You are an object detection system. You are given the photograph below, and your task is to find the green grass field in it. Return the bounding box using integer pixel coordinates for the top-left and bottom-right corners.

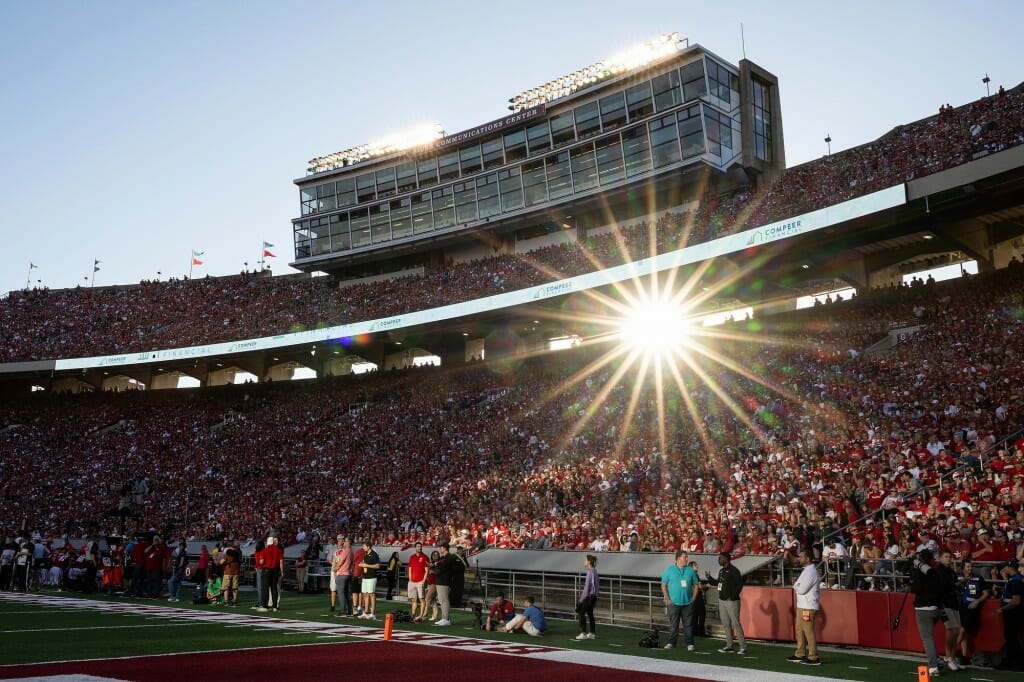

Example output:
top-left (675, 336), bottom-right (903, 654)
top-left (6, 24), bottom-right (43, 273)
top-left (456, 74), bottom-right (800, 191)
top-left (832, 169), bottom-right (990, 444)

top-left (1, 590), bottom-right (1018, 681)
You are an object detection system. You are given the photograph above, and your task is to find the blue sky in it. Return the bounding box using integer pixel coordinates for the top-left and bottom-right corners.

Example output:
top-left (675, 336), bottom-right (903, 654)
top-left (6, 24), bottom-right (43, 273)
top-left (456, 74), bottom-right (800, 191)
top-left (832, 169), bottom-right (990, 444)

top-left (1, 1), bottom-right (1020, 296)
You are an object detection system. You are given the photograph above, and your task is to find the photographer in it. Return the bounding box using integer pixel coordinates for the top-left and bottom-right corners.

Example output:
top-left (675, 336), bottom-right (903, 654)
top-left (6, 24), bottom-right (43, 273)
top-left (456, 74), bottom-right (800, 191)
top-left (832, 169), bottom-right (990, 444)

top-left (910, 549), bottom-right (944, 676)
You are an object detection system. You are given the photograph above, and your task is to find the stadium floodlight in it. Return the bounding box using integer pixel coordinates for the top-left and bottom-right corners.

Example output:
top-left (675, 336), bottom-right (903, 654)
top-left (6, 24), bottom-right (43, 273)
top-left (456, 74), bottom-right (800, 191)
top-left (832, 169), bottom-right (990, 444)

top-left (307, 123), bottom-right (445, 175)
top-left (508, 32), bottom-right (686, 112)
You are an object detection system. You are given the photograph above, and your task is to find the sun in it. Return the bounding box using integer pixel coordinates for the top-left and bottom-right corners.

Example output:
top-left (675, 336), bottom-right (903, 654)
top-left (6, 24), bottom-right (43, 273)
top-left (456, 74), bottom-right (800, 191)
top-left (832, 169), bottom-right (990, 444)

top-left (617, 297), bottom-right (693, 360)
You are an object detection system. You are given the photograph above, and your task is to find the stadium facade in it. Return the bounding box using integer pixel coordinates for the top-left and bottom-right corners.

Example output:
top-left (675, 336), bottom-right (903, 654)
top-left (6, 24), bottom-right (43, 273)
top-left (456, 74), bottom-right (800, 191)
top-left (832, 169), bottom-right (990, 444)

top-left (291, 35), bottom-right (784, 278)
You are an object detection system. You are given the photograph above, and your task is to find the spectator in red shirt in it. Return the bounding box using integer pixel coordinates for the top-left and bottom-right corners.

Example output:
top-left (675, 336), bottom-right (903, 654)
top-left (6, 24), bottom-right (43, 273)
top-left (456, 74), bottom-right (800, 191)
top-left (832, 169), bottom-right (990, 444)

top-left (407, 541), bottom-right (430, 622)
top-left (484, 592), bottom-right (516, 631)
top-left (257, 536), bottom-right (284, 612)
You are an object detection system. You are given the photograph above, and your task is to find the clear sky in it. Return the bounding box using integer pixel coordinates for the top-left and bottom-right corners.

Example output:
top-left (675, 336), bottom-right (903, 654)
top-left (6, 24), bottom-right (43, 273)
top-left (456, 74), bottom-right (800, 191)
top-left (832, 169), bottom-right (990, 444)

top-left (1, 1), bottom-right (1020, 296)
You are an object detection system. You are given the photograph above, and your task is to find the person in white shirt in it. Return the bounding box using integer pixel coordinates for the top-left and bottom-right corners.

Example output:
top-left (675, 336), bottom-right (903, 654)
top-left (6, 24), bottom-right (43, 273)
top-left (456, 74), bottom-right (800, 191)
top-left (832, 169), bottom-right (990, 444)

top-left (788, 548), bottom-right (821, 666)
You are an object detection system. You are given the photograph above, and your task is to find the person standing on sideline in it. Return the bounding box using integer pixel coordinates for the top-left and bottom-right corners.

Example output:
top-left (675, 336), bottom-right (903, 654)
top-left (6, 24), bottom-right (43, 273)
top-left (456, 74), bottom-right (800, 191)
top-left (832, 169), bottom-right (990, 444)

top-left (956, 560), bottom-right (989, 665)
top-left (432, 542), bottom-right (458, 626)
top-left (788, 548), bottom-right (821, 666)
top-left (260, 536), bottom-right (284, 611)
top-left (996, 559), bottom-right (1023, 671)
top-left (166, 537), bottom-right (189, 603)
top-left (705, 552), bottom-right (746, 654)
top-left (935, 549), bottom-right (963, 671)
top-left (329, 536), bottom-right (352, 616)
top-left (294, 548), bottom-right (308, 593)
top-left (385, 551), bottom-right (400, 600)
top-left (220, 540), bottom-right (241, 607)
top-left (407, 542), bottom-right (430, 622)
top-left (909, 548), bottom-right (944, 677)
top-left (660, 550), bottom-right (699, 651)
top-left (576, 554), bottom-right (599, 640)
top-left (357, 540), bottom-right (380, 620)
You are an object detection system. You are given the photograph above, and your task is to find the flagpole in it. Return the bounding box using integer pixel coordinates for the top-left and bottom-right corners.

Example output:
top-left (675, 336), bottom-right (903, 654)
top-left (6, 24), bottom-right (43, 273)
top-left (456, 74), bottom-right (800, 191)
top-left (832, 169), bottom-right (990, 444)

top-left (90, 258), bottom-right (96, 288)
top-left (259, 239), bottom-right (265, 272)
top-left (26, 263), bottom-right (32, 289)
top-left (189, 250), bottom-right (194, 279)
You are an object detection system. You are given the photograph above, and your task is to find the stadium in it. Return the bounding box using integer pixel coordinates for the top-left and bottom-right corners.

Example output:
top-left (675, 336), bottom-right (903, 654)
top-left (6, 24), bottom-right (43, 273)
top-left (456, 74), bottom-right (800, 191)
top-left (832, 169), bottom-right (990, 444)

top-left (2, 27), bottom-right (1024, 682)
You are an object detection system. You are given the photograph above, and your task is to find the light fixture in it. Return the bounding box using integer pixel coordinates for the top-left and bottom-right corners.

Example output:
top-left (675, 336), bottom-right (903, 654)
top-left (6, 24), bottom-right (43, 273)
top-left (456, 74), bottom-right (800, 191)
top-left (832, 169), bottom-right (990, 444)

top-left (923, 234), bottom-right (934, 240)
top-left (308, 123), bottom-right (445, 174)
top-left (508, 33), bottom-right (685, 112)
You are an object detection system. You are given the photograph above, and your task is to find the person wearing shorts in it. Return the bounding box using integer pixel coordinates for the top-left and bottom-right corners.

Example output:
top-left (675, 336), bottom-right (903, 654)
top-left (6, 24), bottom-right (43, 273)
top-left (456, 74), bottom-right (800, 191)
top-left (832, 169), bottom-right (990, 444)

top-left (956, 560), bottom-right (989, 664)
top-left (220, 542), bottom-right (241, 606)
top-left (358, 541), bottom-right (380, 620)
top-left (407, 542), bottom-right (429, 621)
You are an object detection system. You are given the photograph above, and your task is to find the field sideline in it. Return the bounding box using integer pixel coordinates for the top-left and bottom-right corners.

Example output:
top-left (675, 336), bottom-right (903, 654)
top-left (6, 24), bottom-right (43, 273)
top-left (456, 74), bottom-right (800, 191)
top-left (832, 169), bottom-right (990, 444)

top-left (0, 591), bottom-right (1015, 681)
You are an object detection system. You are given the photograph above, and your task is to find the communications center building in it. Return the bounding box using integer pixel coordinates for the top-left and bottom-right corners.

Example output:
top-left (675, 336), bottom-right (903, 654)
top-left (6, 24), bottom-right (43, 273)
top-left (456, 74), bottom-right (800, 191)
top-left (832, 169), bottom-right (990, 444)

top-left (290, 34), bottom-right (784, 362)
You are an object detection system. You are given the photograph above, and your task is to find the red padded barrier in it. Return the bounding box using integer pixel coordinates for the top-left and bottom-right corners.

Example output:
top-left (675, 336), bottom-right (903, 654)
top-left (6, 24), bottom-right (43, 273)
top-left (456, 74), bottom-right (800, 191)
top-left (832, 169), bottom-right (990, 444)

top-left (855, 590), bottom-right (892, 649)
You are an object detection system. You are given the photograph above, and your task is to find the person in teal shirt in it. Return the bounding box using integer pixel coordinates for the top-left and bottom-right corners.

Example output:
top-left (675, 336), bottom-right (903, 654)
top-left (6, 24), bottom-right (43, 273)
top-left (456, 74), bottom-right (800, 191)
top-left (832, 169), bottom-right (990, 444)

top-left (661, 550), bottom-right (699, 651)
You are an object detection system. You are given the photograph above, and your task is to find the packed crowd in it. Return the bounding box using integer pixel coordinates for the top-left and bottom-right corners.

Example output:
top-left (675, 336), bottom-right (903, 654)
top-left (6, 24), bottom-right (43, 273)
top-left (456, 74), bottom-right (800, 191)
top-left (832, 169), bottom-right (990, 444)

top-left (2, 267), bottom-right (1023, 586)
top-left (2, 86), bottom-right (1022, 364)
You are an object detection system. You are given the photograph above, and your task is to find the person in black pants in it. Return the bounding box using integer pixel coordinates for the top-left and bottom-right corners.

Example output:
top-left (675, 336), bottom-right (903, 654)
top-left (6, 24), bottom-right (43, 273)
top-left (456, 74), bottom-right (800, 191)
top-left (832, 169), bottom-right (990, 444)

top-left (996, 560), bottom-right (1024, 671)
top-left (575, 554), bottom-right (599, 640)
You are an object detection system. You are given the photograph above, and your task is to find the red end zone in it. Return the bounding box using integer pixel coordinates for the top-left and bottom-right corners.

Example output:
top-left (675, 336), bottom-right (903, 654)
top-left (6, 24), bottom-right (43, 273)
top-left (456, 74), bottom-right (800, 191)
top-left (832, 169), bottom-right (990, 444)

top-left (0, 640), bottom-right (713, 681)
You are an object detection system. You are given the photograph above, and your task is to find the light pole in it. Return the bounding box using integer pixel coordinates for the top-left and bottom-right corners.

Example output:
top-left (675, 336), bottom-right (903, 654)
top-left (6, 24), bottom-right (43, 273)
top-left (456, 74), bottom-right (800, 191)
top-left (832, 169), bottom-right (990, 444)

top-left (824, 134), bottom-right (832, 156)
top-left (982, 74), bottom-right (991, 97)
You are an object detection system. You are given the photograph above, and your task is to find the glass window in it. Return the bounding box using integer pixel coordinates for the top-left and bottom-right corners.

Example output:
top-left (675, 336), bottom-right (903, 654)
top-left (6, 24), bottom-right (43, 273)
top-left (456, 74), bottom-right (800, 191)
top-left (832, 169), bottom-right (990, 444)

top-left (438, 151), bottom-right (460, 182)
top-left (504, 129), bottom-right (526, 162)
top-left (356, 173), bottom-right (376, 203)
top-left (370, 203), bottom-right (390, 243)
top-left (550, 111), bottom-right (575, 147)
top-left (294, 221), bottom-right (310, 259)
top-left (574, 101), bottom-right (600, 139)
top-left (412, 191), bottom-right (433, 234)
top-left (499, 166), bottom-right (523, 212)
top-left (652, 70), bottom-right (682, 112)
top-left (476, 173), bottom-right (500, 219)
top-left (432, 187), bottom-right (454, 229)
top-left (459, 143), bottom-right (482, 176)
top-left (546, 151), bottom-right (573, 199)
top-left (625, 82), bottom-right (654, 121)
top-left (316, 182), bottom-right (336, 212)
top-left (622, 125), bottom-right (652, 177)
top-left (751, 79), bottom-right (773, 162)
top-left (595, 134), bottom-right (625, 185)
top-left (336, 178), bottom-right (356, 207)
top-left (375, 167), bottom-right (396, 198)
top-left (310, 217), bottom-right (331, 256)
top-left (680, 60), bottom-right (707, 101)
top-left (522, 160), bottom-right (547, 206)
top-left (649, 113), bottom-right (681, 167)
top-left (350, 208), bottom-right (370, 248)
top-left (679, 107), bottom-right (705, 159)
top-left (300, 186), bottom-right (316, 216)
top-left (330, 213), bottom-right (350, 251)
top-left (707, 59), bottom-right (734, 103)
top-left (396, 162), bottom-right (417, 193)
top-left (599, 92), bottom-right (627, 130)
top-left (570, 143), bottom-right (598, 193)
top-left (390, 197), bottom-right (412, 239)
top-left (527, 120), bottom-right (551, 156)
top-left (417, 157), bottom-right (438, 188)
top-left (454, 181), bottom-right (477, 224)
top-left (482, 137), bottom-right (504, 170)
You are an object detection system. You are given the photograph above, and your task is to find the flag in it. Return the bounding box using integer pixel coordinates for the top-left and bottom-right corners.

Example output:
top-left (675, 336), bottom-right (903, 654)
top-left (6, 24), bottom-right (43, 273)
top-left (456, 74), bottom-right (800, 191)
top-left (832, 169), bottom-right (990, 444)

top-left (192, 257), bottom-right (203, 266)
top-left (29, 262), bottom-right (38, 269)
top-left (93, 258), bottom-right (101, 273)
top-left (263, 241), bottom-right (274, 248)
top-left (192, 249), bottom-right (205, 257)
top-left (263, 249), bottom-right (276, 258)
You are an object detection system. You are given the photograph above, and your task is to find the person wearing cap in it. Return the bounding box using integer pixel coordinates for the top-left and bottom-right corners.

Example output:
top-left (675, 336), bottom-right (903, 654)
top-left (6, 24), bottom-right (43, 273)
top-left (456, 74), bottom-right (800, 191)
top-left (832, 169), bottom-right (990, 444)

top-left (258, 536), bottom-right (284, 612)
top-left (910, 548), bottom-right (945, 676)
top-left (996, 560), bottom-right (1023, 671)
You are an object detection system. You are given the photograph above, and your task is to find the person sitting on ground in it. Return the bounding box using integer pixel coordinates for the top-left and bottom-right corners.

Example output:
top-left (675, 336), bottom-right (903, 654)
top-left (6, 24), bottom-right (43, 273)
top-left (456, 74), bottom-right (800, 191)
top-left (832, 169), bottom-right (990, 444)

top-left (501, 595), bottom-right (547, 636)
top-left (484, 591), bottom-right (516, 631)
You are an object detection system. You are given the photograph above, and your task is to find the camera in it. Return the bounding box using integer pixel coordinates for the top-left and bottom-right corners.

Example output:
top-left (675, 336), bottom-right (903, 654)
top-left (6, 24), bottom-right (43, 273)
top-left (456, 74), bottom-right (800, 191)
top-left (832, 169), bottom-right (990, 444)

top-left (638, 628), bottom-right (660, 648)
top-left (471, 601), bottom-right (485, 629)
